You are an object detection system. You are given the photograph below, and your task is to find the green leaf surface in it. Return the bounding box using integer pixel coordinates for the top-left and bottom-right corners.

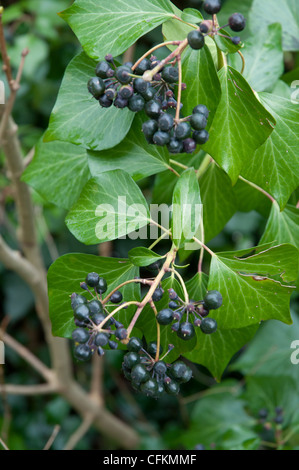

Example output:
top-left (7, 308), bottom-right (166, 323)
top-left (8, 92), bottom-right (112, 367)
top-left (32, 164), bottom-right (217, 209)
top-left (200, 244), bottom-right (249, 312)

top-left (207, 244), bottom-right (298, 329)
top-left (172, 168), bottom-right (202, 248)
top-left (229, 23), bottom-right (284, 92)
top-left (181, 8), bottom-right (203, 24)
top-left (176, 391), bottom-right (256, 450)
top-left (232, 313), bottom-right (299, 383)
top-left (199, 161), bottom-right (237, 242)
top-left (87, 114), bottom-right (169, 181)
top-left (65, 170), bottom-right (150, 245)
top-left (203, 66), bottom-right (276, 183)
top-left (60, 0), bottom-right (174, 60)
top-left (241, 93), bottom-right (299, 209)
top-left (44, 52), bottom-right (134, 151)
top-left (22, 139), bottom-right (90, 210)
top-left (48, 253), bottom-right (140, 338)
top-left (249, 0), bottom-right (299, 51)
top-left (128, 247), bottom-right (164, 267)
top-left (260, 203), bottom-right (299, 250)
top-left (181, 45), bottom-right (221, 122)
top-left (184, 273), bottom-right (258, 381)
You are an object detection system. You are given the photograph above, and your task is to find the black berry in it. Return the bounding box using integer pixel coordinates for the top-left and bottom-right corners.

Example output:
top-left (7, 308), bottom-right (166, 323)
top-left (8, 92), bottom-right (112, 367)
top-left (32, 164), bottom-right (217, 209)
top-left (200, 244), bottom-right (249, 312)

top-left (203, 290), bottom-right (222, 309)
top-left (187, 30), bottom-right (205, 50)
top-left (162, 66), bottom-right (179, 84)
top-left (152, 287), bottom-right (164, 302)
top-left (96, 277), bottom-right (108, 294)
top-left (158, 113), bottom-right (174, 132)
top-left (190, 113), bottom-right (207, 130)
top-left (203, 0), bottom-right (222, 15)
top-left (167, 138), bottom-right (184, 154)
top-left (228, 13), bottom-right (246, 32)
top-left (193, 104), bottom-right (209, 118)
top-left (110, 290), bottom-right (123, 304)
top-left (177, 322), bottom-right (196, 340)
top-left (115, 65), bottom-right (132, 84)
top-left (87, 77), bottom-right (105, 99)
top-left (145, 99), bottom-right (162, 119)
top-left (200, 317), bottom-right (218, 334)
top-left (127, 337), bottom-right (143, 352)
top-left (74, 344), bottom-right (92, 361)
top-left (128, 94), bottom-right (145, 112)
top-left (156, 308), bottom-right (174, 325)
top-left (183, 138), bottom-right (197, 154)
top-left (72, 328), bottom-right (90, 344)
top-left (174, 122), bottom-right (191, 140)
top-left (142, 119), bottom-right (158, 139)
top-left (153, 131), bottom-right (170, 146)
top-left (193, 129), bottom-right (209, 145)
top-left (95, 61), bottom-right (112, 79)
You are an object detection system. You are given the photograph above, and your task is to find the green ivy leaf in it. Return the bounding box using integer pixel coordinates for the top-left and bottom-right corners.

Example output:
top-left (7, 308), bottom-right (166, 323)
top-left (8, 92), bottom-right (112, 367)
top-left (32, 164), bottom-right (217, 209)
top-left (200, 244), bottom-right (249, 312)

top-left (128, 247), bottom-right (164, 267)
top-left (183, 273), bottom-right (258, 381)
top-left (241, 93), bottom-right (299, 210)
top-left (260, 203), bottom-right (299, 250)
top-left (181, 45), bottom-right (221, 121)
top-left (48, 253), bottom-right (140, 338)
top-left (172, 168), bottom-right (202, 248)
top-left (207, 244), bottom-right (298, 329)
top-left (44, 52), bottom-right (134, 151)
top-left (87, 114), bottom-right (169, 182)
top-left (65, 170), bottom-right (150, 245)
top-left (60, 0), bottom-right (175, 60)
top-left (199, 161), bottom-right (237, 242)
top-left (22, 139), bottom-right (90, 210)
top-left (177, 391), bottom-right (256, 450)
top-left (181, 8), bottom-right (203, 24)
top-left (203, 66), bottom-right (276, 183)
top-left (249, 0), bottom-right (299, 51)
top-left (232, 313), bottom-right (299, 383)
top-left (229, 23), bottom-right (284, 92)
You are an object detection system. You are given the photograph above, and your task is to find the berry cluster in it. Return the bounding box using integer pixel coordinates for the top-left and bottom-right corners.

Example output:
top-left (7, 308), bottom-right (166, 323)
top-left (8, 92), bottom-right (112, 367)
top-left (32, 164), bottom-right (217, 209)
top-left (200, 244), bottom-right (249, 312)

top-left (87, 55), bottom-right (210, 154)
top-left (186, 1), bottom-right (246, 51)
top-left (156, 289), bottom-right (223, 341)
top-left (258, 407), bottom-right (284, 426)
top-left (70, 272), bottom-right (127, 361)
top-left (122, 338), bottom-right (193, 398)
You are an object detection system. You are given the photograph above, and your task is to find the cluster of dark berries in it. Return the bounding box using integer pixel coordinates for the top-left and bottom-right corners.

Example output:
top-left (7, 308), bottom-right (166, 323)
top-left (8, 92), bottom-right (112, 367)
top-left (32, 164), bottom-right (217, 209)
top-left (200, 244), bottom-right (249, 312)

top-left (258, 407), bottom-right (284, 426)
top-left (155, 289), bottom-right (223, 341)
top-left (70, 272), bottom-right (127, 361)
top-left (122, 338), bottom-right (192, 398)
top-left (188, 0), bottom-right (246, 48)
top-left (87, 54), bottom-right (209, 154)
top-left (143, 102), bottom-right (210, 154)
top-left (87, 55), bottom-right (180, 113)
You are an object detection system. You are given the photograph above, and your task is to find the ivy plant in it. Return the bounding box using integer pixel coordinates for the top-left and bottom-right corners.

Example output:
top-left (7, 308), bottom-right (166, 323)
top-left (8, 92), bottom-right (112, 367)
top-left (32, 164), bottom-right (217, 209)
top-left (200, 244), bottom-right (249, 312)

top-left (23, 0), bottom-right (299, 395)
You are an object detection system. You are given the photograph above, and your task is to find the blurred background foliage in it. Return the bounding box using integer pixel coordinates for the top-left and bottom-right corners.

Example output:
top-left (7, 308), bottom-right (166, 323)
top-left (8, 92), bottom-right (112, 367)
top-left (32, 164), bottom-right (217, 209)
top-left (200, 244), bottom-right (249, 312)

top-left (0, 0), bottom-right (298, 450)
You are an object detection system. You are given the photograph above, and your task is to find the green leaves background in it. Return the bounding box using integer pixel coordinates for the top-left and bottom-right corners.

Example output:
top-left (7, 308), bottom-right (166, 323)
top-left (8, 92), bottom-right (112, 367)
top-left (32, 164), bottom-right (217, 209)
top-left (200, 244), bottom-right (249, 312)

top-left (22, 0), bottom-right (299, 380)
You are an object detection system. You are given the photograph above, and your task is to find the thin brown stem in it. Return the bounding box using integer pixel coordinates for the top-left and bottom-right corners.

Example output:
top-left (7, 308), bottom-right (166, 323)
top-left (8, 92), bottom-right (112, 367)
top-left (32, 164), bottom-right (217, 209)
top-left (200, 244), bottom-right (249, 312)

top-left (237, 50), bottom-right (246, 74)
top-left (143, 39), bottom-right (189, 82)
top-left (132, 41), bottom-right (181, 72)
top-left (0, 7), bottom-right (13, 88)
top-left (175, 55), bottom-right (182, 123)
top-left (238, 175), bottom-right (275, 203)
top-left (126, 247), bottom-right (177, 337)
top-left (43, 425), bottom-right (61, 450)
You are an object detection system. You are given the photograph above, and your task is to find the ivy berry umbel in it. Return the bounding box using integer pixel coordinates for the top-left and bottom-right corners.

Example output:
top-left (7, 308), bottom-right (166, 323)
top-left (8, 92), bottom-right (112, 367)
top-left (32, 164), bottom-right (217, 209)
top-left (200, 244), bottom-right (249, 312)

top-left (86, 2), bottom-right (246, 155)
top-left (68, 263), bottom-right (223, 399)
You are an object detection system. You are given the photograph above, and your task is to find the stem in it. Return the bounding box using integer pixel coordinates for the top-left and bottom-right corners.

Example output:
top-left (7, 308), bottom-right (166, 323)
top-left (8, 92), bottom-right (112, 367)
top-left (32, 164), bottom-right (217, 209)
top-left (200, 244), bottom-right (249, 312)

top-left (175, 55), bottom-right (182, 123)
top-left (168, 165), bottom-right (181, 178)
top-left (192, 237), bottom-right (215, 258)
top-left (168, 268), bottom-right (189, 304)
top-left (169, 159), bottom-right (191, 171)
top-left (0, 7), bottom-right (13, 89)
top-left (149, 218), bottom-right (172, 237)
top-left (143, 39), bottom-right (189, 82)
top-left (173, 15), bottom-right (198, 30)
top-left (126, 247), bottom-right (177, 337)
top-left (238, 175), bottom-right (275, 203)
top-left (148, 231), bottom-right (169, 250)
top-left (132, 41), bottom-right (182, 71)
top-left (237, 50), bottom-right (246, 74)
top-left (150, 301), bottom-right (161, 362)
top-left (102, 278), bottom-right (153, 304)
top-left (198, 221), bottom-right (205, 273)
top-left (196, 154), bottom-right (212, 180)
top-left (96, 301), bottom-right (140, 331)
